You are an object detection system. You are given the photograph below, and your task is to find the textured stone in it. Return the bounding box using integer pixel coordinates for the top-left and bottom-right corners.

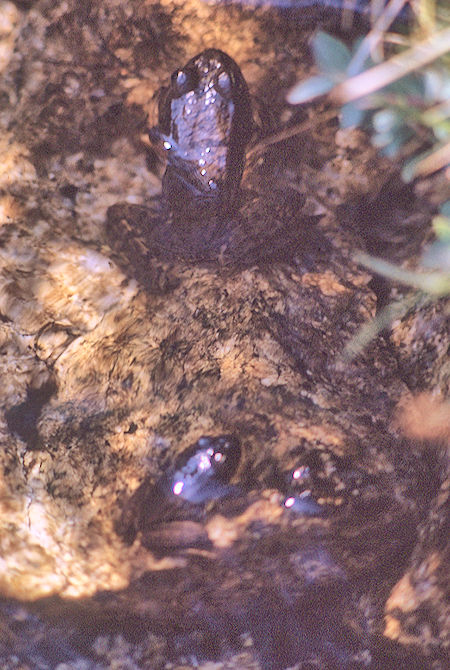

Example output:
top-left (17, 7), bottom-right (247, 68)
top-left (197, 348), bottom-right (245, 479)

top-left (0, 1), bottom-right (447, 669)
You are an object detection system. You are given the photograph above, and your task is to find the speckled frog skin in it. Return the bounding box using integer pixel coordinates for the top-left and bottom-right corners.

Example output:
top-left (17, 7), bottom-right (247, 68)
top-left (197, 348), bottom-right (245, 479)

top-left (152, 49), bottom-right (253, 221)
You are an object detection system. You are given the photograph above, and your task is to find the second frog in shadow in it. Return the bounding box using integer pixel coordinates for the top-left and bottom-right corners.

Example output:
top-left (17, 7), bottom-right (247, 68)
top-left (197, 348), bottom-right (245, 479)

top-left (116, 435), bottom-right (242, 552)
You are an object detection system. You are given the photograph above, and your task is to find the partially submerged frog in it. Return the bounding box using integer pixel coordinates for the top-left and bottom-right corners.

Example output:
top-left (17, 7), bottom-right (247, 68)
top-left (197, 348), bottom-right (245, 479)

top-left (117, 434), bottom-right (381, 555)
top-left (117, 435), bottom-right (242, 551)
top-left (106, 48), bottom-right (322, 278)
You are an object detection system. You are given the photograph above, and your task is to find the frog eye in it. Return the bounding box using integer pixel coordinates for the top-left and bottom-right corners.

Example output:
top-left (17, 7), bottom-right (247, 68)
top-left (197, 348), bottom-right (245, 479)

top-left (171, 67), bottom-right (198, 96)
top-left (215, 70), bottom-right (232, 97)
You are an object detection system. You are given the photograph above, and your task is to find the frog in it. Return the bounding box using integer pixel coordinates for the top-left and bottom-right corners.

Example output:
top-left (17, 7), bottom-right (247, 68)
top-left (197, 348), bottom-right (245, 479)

top-left (116, 434), bottom-right (242, 551)
top-left (116, 432), bottom-right (384, 556)
top-left (150, 48), bottom-right (253, 222)
top-left (105, 48), bottom-right (323, 281)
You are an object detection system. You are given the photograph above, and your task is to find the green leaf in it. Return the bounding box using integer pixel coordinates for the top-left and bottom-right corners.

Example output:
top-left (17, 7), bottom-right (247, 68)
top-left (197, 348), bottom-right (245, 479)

top-left (384, 73), bottom-right (425, 99)
top-left (402, 152), bottom-right (426, 181)
top-left (422, 240), bottom-right (450, 271)
top-left (312, 32), bottom-right (352, 76)
top-left (423, 69), bottom-right (445, 101)
top-left (381, 138), bottom-right (404, 158)
top-left (401, 147), bottom-right (433, 181)
top-left (439, 201), bottom-right (450, 218)
top-left (380, 126), bottom-right (413, 158)
top-left (433, 122), bottom-right (450, 142)
top-left (340, 103), bottom-right (366, 128)
top-left (373, 131), bottom-right (394, 149)
top-left (424, 67), bottom-right (450, 103)
top-left (432, 206), bottom-right (450, 241)
top-left (372, 109), bottom-right (401, 134)
top-left (346, 38), bottom-right (375, 78)
top-left (286, 75), bottom-right (334, 105)
top-left (355, 252), bottom-right (450, 296)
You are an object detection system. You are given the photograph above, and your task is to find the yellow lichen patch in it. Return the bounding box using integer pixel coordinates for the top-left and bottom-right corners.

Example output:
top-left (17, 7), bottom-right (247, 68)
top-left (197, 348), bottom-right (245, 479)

top-left (385, 573), bottom-right (419, 615)
top-left (276, 420), bottom-right (346, 450)
top-left (206, 514), bottom-right (240, 549)
top-left (244, 357), bottom-right (280, 387)
top-left (35, 242), bottom-right (139, 332)
top-left (384, 551), bottom-right (444, 641)
top-left (0, 527), bottom-right (127, 601)
top-left (394, 392), bottom-right (450, 442)
top-left (207, 495), bottom-right (284, 549)
top-left (214, 337), bottom-right (247, 385)
top-left (0, 193), bottom-right (24, 225)
top-left (0, 235), bottom-right (141, 344)
top-left (301, 271), bottom-right (351, 296)
top-left (0, 485), bottom-right (66, 599)
top-left (125, 79), bottom-right (159, 121)
top-left (159, 0), bottom-right (266, 76)
top-left (0, 135), bottom-right (36, 188)
top-left (236, 334), bottom-right (289, 387)
top-left (0, 1), bottom-right (21, 76)
top-left (0, 467), bottom-right (172, 600)
top-left (384, 615), bottom-right (402, 640)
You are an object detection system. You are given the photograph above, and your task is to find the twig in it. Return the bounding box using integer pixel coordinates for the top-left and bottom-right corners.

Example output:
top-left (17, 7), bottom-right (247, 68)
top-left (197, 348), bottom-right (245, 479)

top-left (247, 110), bottom-right (338, 158)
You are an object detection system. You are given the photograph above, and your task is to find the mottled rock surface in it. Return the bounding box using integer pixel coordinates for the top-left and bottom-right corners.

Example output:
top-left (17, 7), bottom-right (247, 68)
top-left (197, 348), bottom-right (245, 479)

top-left (0, 1), bottom-right (448, 669)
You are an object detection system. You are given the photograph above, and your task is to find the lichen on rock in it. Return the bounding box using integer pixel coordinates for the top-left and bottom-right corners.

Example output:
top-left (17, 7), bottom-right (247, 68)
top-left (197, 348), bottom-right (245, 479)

top-left (0, 1), bottom-right (447, 669)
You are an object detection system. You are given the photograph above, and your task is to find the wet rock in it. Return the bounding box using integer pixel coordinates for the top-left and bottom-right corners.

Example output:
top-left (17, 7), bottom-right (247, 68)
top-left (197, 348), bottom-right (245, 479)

top-left (0, 1), bottom-right (447, 669)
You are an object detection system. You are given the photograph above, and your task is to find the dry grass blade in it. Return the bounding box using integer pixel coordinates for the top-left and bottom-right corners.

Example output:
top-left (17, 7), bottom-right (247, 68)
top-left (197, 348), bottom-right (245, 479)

top-left (414, 141), bottom-right (450, 176)
top-left (332, 25), bottom-right (450, 103)
top-left (348, 0), bottom-right (409, 72)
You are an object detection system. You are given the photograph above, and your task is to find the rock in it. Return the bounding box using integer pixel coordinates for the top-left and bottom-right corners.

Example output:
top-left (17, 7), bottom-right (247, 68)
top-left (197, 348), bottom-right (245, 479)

top-left (0, 1), bottom-right (447, 669)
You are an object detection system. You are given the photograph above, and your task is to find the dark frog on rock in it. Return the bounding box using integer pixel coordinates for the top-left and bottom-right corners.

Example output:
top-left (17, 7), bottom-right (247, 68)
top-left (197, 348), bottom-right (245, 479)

top-left (150, 48), bottom-right (253, 221)
top-left (106, 48), bottom-right (322, 273)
